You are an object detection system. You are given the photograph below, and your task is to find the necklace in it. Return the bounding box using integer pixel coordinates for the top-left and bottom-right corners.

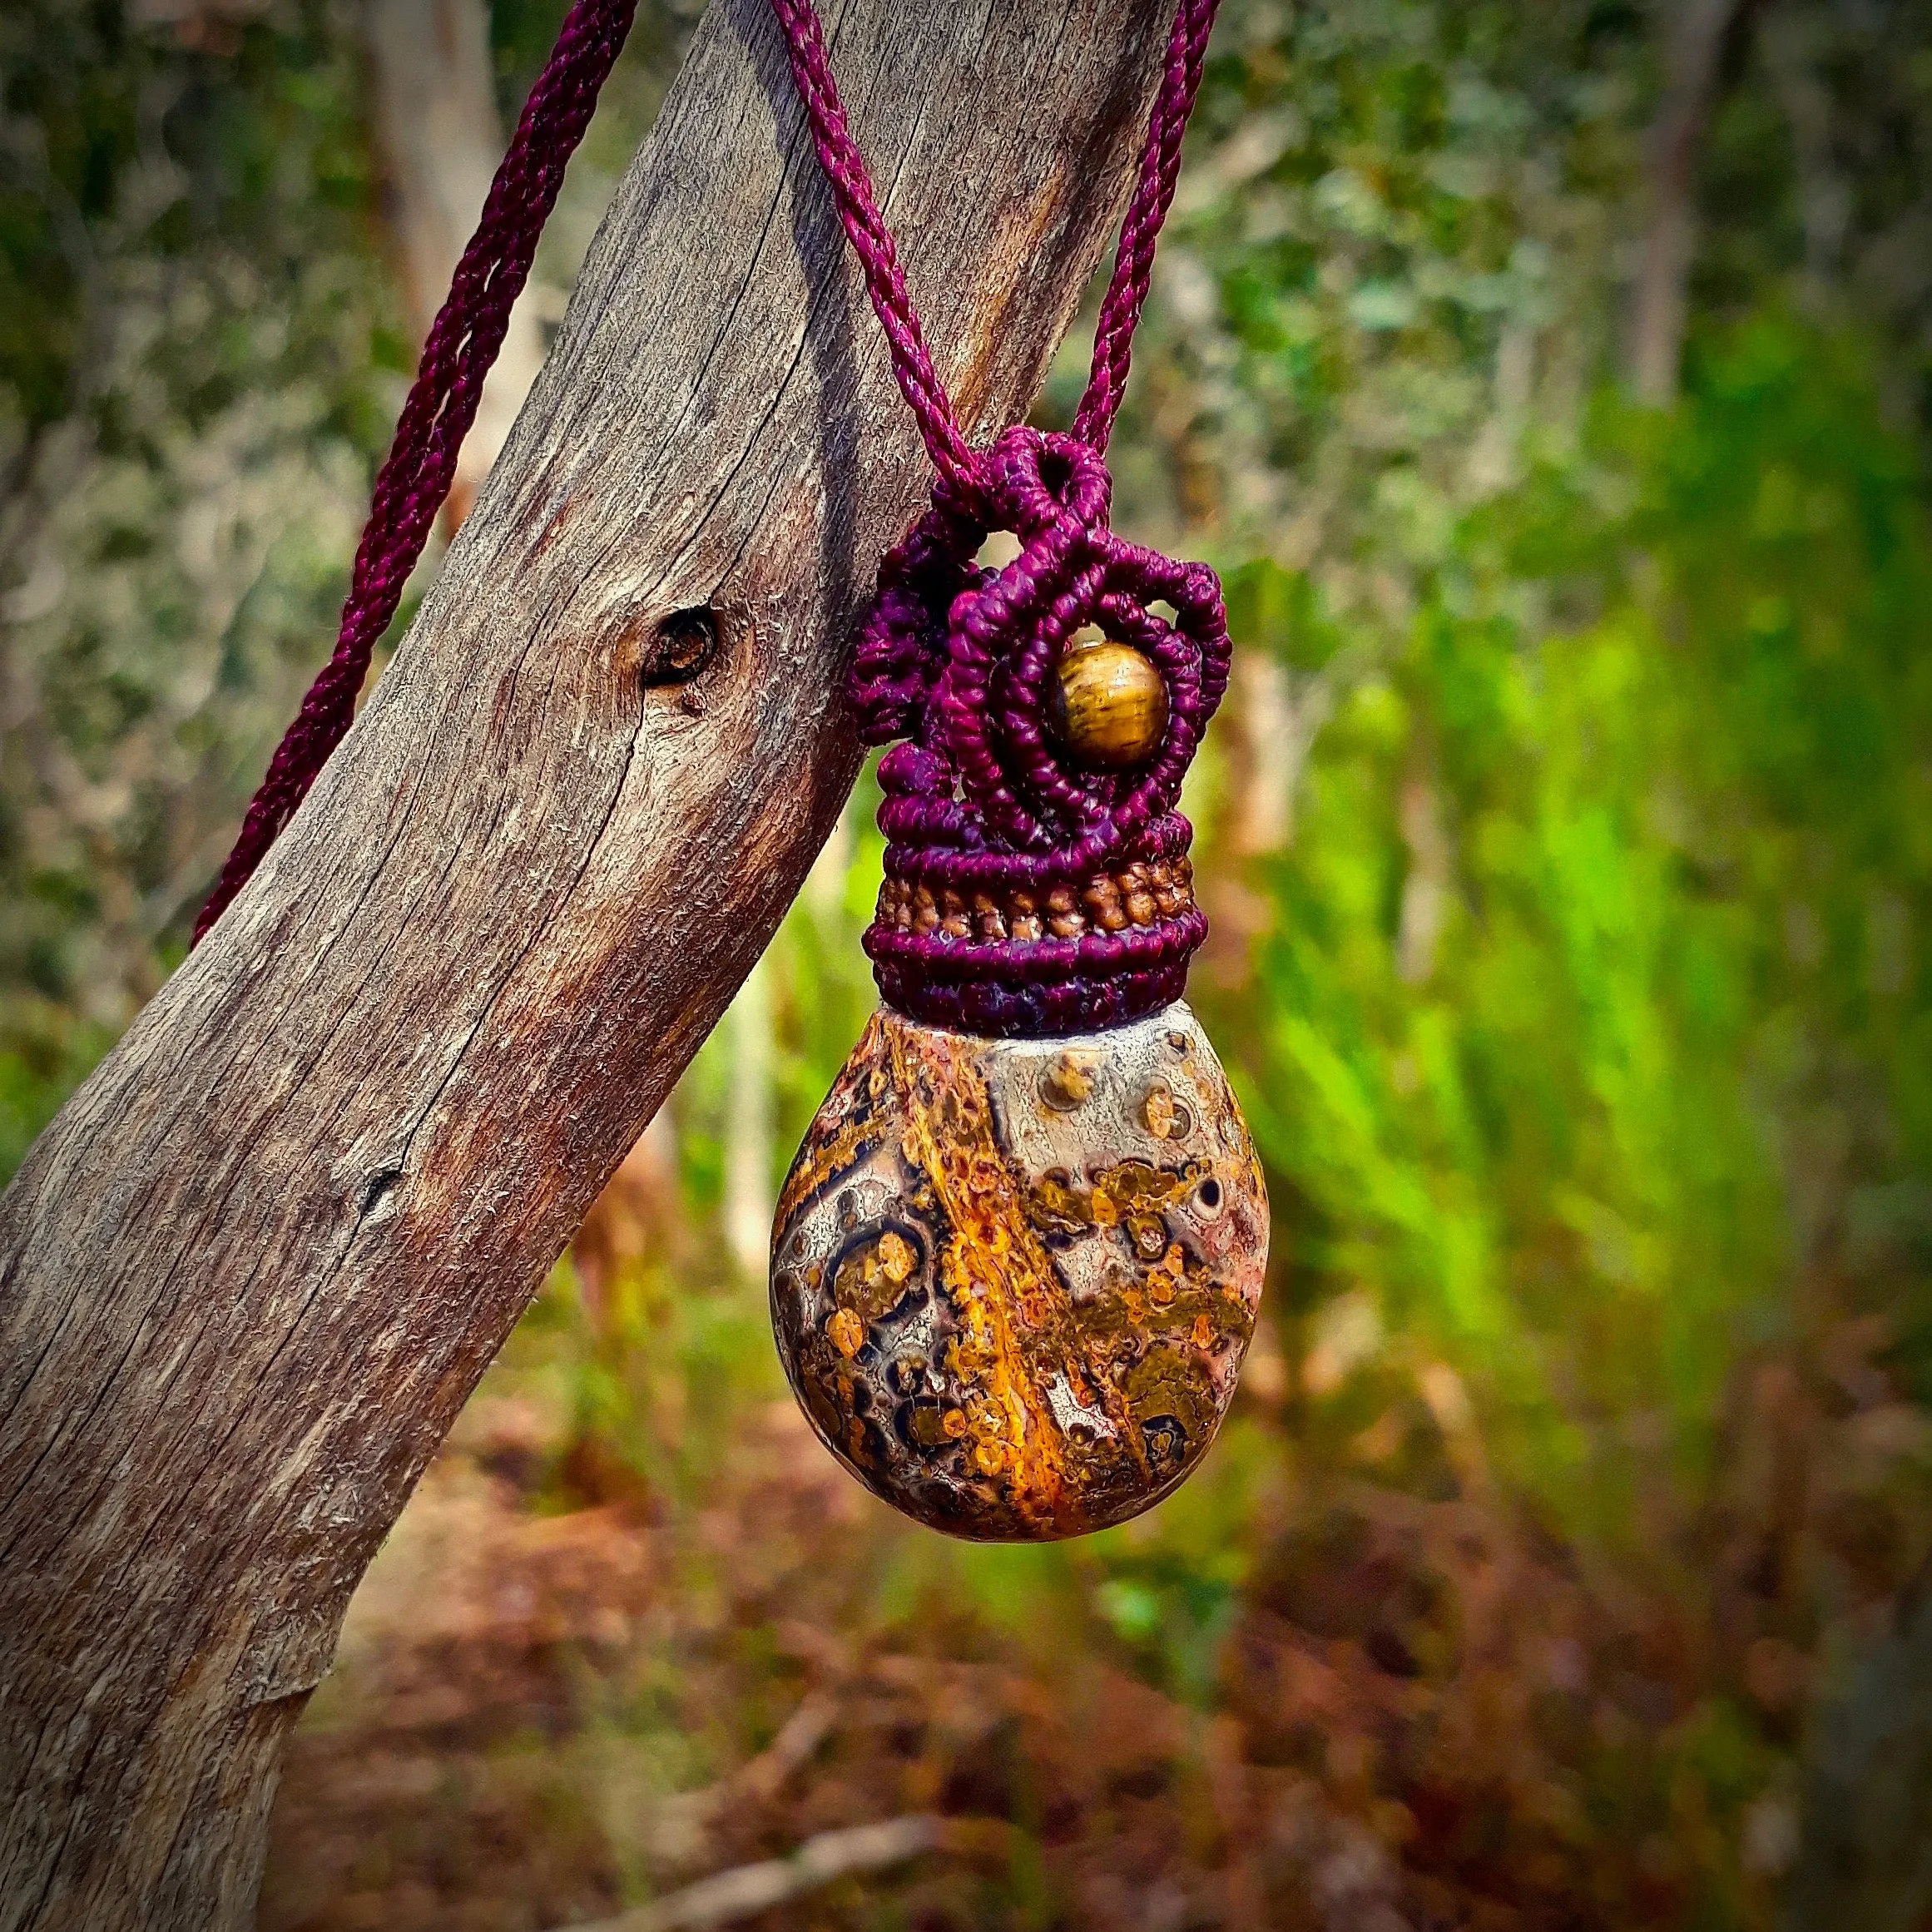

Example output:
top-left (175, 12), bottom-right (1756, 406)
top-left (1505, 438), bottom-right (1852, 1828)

top-left (766, 0), bottom-right (1268, 1542)
top-left (196, 0), bottom-right (1265, 1546)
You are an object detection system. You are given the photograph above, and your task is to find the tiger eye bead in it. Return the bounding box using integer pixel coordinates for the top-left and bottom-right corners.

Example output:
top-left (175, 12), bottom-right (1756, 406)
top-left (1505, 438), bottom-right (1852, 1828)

top-left (1049, 638), bottom-right (1169, 771)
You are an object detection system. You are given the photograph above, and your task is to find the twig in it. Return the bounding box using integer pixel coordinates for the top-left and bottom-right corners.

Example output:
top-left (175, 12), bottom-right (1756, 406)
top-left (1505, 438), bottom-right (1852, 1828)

top-left (562, 1815), bottom-right (993, 1932)
top-left (652, 1687), bottom-right (840, 1855)
top-left (720, 1690), bottom-right (840, 1807)
top-left (1627, 0), bottom-right (1767, 405)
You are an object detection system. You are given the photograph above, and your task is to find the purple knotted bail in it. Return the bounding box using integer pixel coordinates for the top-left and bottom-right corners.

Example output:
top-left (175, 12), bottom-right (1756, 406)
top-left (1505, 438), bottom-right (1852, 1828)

top-left (762, 0), bottom-right (1229, 1036)
top-left (851, 427), bottom-right (1228, 1038)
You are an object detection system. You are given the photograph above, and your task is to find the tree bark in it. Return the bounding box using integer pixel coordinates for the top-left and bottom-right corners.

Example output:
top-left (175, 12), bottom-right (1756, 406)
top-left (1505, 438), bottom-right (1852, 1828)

top-left (0, 2), bottom-right (1175, 1924)
top-left (367, 0), bottom-right (694, 1278)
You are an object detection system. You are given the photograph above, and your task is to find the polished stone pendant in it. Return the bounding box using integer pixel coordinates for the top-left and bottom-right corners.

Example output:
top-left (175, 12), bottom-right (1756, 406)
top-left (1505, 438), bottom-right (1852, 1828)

top-left (770, 1001), bottom-right (1268, 1541)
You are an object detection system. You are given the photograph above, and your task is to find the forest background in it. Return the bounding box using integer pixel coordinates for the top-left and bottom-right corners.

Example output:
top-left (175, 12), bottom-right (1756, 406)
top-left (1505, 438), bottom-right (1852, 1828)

top-left (5, 1), bottom-right (1932, 1928)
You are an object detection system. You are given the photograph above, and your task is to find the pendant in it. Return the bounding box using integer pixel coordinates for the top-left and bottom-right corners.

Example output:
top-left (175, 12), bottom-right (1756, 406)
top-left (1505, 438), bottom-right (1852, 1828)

top-left (771, 1001), bottom-right (1266, 1540)
top-left (770, 424), bottom-right (1266, 1540)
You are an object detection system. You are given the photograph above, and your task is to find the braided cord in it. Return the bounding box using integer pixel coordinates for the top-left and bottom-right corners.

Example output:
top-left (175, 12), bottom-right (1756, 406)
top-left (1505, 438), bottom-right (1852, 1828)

top-left (770, 0), bottom-right (1221, 479)
top-left (1070, 0), bottom-right (1219, 451)
top-left (768, 0), bottom-right (980, 500)
top-left (194, 0), bottom-right (638, 944)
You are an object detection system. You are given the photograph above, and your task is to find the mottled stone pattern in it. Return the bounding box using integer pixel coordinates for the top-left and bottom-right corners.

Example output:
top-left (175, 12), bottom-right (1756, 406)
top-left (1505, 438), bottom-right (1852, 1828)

top-left (770, 1002), bottom-right (1268, 1541)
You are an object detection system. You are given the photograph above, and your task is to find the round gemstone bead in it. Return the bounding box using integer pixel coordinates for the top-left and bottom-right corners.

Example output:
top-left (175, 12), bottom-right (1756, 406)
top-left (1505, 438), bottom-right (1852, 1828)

top-left (770, 1002), bottom-right (1268, 1541)
top-left (1049, 637), bottom-right (1169, 770)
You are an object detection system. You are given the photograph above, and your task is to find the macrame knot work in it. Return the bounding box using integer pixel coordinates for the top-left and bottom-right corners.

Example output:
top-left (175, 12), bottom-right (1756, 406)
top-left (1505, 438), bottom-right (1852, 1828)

top-left (852, 428), bottom-right (1231, 1037)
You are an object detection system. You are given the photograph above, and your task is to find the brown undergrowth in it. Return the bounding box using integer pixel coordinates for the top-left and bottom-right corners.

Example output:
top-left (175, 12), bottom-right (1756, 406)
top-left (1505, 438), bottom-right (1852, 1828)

top-left (258, 1265), bottom-right (1925, 1932)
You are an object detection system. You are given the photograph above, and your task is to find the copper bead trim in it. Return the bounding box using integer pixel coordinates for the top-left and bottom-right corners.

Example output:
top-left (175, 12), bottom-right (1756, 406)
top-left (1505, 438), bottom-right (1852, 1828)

top-left (875, 854), bottom-right (1196, 944)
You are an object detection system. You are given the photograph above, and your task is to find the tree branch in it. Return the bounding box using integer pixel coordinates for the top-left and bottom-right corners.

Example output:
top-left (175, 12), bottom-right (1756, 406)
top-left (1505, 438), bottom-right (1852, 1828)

top-left (565, 1815), bottom-right (1013, 1932)
top-left (1627, 0), bottom-right (1766, 407)
top-left (0, 2), bottom-right (1176, 1923)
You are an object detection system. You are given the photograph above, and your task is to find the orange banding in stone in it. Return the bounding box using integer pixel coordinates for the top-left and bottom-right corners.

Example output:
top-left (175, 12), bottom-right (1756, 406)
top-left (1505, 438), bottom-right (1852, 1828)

top-left (769, 1003), bottom-right (1268, 1541)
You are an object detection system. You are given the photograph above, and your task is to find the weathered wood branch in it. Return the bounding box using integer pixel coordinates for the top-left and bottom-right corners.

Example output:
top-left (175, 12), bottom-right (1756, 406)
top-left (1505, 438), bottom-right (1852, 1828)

top-left (0, 2), bottom-right (1173, 1923)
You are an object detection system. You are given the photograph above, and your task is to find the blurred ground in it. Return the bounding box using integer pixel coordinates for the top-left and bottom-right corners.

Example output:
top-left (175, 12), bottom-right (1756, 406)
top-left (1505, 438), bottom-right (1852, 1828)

top-left (256, 1260), bottom-right (1916, 1932)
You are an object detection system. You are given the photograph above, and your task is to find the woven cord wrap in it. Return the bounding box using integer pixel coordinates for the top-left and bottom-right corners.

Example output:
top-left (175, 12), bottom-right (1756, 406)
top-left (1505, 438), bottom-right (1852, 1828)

top-left (193, 0), bottom-right (638, 944)
top-left (777, 0), bottom-right (1230, 1037)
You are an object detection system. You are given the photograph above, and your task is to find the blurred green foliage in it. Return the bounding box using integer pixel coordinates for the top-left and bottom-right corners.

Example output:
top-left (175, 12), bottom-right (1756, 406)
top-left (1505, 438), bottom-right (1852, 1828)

top-left (1236, 318), bottom-right (1932, 1525)
top-left (0, 0), bottom-right (399, 1162)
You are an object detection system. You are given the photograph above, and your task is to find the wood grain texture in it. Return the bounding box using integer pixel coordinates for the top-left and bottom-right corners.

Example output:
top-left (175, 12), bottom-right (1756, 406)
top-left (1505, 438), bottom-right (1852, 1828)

top-left (0, 2), bottom-right (1175, 1923)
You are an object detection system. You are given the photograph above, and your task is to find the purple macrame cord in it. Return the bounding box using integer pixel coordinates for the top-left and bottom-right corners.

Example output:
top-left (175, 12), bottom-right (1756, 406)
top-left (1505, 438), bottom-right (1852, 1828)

top-left (775, 0), bottom-right (1231, 1036)
top-left (197, 0), bottom-right (1228, 1042)
top-left (194, 0), bottom-right (638, 944)
top-left (769, 0), bottom-right (1218, 480)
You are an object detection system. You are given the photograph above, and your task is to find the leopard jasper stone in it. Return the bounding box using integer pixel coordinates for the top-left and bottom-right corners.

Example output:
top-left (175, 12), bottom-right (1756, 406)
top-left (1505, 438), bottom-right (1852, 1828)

top-left (770, 1001), bottom-right (1268, 1541)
